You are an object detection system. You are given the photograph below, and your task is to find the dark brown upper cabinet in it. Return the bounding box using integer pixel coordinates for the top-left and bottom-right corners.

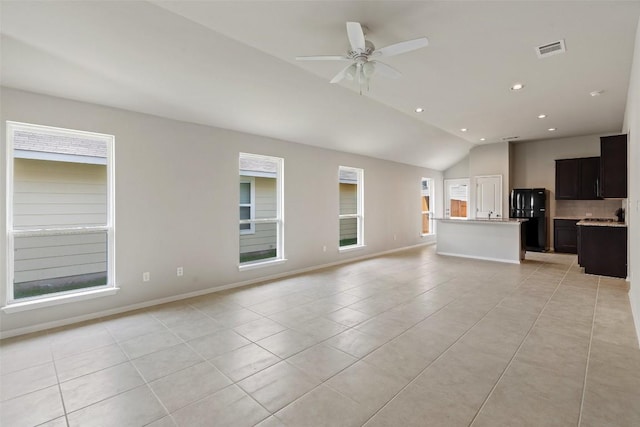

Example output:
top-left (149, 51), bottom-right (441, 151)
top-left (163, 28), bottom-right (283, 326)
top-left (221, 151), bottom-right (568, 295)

top-left (600, 134), bottom-right (627, 198)
top-left (579, 157), bottom-right (601, 200)
top-left (555, 159), bottom-right (579, 199)
top-left (555, 157), bottom-right (601, 200)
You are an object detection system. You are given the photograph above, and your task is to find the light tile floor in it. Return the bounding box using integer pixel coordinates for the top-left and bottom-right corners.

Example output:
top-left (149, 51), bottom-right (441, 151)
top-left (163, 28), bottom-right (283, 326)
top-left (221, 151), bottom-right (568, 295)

top-left (1, 246), bottom-right (639, 426)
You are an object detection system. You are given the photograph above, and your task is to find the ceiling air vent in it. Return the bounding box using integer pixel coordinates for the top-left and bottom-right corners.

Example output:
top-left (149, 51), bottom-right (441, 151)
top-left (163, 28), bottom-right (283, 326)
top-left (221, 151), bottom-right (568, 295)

top-left (502, 136), bottom-right (520, 141)
top-left (536, 39), bottom-right (566, 58)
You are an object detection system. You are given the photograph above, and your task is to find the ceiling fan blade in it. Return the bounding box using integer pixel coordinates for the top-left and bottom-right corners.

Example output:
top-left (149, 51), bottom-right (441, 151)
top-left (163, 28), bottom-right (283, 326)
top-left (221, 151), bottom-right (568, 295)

top-left (346, 22), bottom-right (366, 52)
top-left (373, 37), bottom-right (429, 57)
top-left (371, 61), bottom-right (402, 79)
top-left (296, 55), bottom-right (350, 61)
top-left (330, 63), bottom-right (357, 83)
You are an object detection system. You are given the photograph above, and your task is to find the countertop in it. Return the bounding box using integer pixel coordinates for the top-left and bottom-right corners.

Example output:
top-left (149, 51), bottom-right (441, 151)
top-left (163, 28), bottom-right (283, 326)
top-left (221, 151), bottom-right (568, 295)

top-left (436, 218), bottom-right (527, 225)
top-left (553, 216), bottom-right (584, 220)
top-left (577, 220), bottom-right (627, 227)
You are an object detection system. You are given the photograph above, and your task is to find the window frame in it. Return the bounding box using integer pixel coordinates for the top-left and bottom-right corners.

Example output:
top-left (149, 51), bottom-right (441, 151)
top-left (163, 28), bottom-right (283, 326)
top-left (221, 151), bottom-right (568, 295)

top-left (238, 152), bottom-right (285, 270)
top-left (421, 177), bottom-right (435, 236)
top-left (338, 166), bottom-right (364, 251)
top-left (239, 176), bottom-right (255, 235)
top-left (4, 121), bottom-right (116, 309)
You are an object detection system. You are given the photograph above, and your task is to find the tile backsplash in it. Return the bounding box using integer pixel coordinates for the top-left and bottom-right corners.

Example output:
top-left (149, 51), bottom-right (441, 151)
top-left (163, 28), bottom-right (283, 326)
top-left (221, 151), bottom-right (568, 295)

top-left (555, 199), bottom-right (624, 219)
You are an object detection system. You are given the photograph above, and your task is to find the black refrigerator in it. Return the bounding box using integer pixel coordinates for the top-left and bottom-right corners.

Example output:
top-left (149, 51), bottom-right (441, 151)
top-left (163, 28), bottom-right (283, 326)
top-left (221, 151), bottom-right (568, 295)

top-left (510, 188), bottom-right (548, 252)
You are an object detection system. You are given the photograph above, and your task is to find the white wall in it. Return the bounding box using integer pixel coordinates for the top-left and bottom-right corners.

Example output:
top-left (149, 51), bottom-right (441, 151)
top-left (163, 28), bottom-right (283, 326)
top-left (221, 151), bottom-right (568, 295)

top-left (622, 16), bottom-right (640, 346)
top-left (0, 88), bottom-right (443, 336)
top-left (443, 155), bottom-right (469, 179)
top-left (468, 142), bottom-right (510, 218)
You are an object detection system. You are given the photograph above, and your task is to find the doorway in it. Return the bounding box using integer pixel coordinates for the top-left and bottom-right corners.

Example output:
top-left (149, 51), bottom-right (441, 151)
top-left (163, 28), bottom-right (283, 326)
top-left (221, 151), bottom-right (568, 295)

top-left (444, 179), bottom-right (469, 219)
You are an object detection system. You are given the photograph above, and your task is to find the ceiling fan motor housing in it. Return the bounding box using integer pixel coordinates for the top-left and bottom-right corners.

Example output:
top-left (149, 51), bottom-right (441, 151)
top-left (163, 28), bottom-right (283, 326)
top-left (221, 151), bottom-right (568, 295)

top-left (349, 40), bottom-right (376, 60)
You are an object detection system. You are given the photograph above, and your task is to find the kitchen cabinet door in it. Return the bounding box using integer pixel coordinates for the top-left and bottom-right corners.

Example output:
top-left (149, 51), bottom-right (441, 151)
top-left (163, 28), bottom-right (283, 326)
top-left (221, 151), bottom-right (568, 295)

top-left (578, 225), bottom-right (627, 278)
top-left (600, 134), bottom-right (627, 198)
top-left (555, 159), bottom-right (579, 200)
top-left (578, 157), bottom-right (601, 200)
top-left (554, 219), bottom-right (579, 254)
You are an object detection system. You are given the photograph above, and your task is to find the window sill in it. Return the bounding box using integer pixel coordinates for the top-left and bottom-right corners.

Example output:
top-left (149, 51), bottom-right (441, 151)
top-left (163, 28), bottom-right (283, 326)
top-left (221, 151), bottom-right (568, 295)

top-left (239, 258), bottom-right (287, 272)
top-left (339, 244), bottom-right (366, 253)
top-left (2, 287), bottom-right (119, 314)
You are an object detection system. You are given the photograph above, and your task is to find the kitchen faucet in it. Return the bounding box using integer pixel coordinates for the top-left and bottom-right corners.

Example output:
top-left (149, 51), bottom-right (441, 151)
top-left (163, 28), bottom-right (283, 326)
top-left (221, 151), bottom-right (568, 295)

top-left (488, 211), bottom-right (493, 219)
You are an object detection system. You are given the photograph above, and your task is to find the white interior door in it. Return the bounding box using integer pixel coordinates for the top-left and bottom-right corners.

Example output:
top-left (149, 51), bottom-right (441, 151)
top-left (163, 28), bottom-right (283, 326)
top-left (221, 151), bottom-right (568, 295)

top-left (475, 175), bottom-right (502, 218)
top-left (444, 178), bottom-right (469, 219)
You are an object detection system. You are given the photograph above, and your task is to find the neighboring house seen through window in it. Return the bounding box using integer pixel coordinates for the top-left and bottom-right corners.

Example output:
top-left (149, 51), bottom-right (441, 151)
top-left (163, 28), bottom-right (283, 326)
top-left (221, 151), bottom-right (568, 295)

top-left (239, 177), bottom-right (255, 234)
top-left (239, 153), bottom-right (284, 266)
top-left (5, 122), bottom-right (115, 304)
top-left (339, 166), bottom-right (364, 249)
top-left (421, 177), bottom-right (435, 235)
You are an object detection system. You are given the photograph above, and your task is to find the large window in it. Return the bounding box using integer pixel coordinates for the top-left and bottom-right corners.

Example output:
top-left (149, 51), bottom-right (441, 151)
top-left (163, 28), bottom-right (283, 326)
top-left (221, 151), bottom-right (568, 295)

top-left (421, 178), bottom-right (435, 235)
top-left (239, 153), bottom-right (284, 266)
top-left (6, 122), bottom-right (115, 304)
top-left (339, 166), bottom-right (364, 249)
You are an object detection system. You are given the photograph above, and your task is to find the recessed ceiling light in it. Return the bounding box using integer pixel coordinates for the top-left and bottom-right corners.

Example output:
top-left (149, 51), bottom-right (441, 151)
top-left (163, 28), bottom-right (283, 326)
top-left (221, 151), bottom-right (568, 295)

top-left (480, 138), bottom-right (486, 141)
top-left (511, 83), bottom-right (524, 91)
top-left (548, 127), bottom-right (557, 131)
top-left (415, 107), bottom-right (424, 113)
top-left (590, 90), bottom-right (603, 97)
top-left (537, 114), bottom-right (547, 119)
top-left (460, 128), bottom-right (468, 132)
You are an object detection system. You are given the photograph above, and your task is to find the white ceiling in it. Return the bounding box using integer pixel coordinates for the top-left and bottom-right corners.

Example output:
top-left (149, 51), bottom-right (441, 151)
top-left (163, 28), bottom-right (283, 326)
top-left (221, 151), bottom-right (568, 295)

top-left (1, 1), bottom-right (639, 171)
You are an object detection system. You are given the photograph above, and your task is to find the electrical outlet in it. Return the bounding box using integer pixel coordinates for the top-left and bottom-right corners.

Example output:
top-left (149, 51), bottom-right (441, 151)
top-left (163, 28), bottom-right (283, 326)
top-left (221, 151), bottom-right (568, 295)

top-left (322, 246), bottom-right (327, 252)
top-left (393, 234), bottom-right (397, 241)
top-left (177, 267), bottom-right (183, 277)
top-left (586, 212), bottom-right (592, 217)
top-left (143, 272), bottom-right (150, 282)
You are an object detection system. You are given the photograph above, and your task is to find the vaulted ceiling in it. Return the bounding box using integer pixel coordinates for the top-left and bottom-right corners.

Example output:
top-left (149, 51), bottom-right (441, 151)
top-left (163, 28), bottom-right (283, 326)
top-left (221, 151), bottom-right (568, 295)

top-left (2, 1), bottom-right (639, 170)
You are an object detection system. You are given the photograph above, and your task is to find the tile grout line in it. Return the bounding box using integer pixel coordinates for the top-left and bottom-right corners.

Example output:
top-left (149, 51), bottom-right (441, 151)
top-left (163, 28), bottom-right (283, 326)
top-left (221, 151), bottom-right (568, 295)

top-left (104, 325), bottom-right (177, 427)
top-left (49, 339), bottom-right (71, 427)
top-left (360, 259), bottom-right (548, 426)
top-left (577, 275), bottom-right (600, 427)
top-left (149, 310), bottom-right (280, 425)
top-left (210, 269), bottom-right (442, 423)
top-left (467, 257), bottom-right (578, 427)
top-left (262, 277), bottom-right (472, 422)
top-left (249, 267), bottom-right (502, 423)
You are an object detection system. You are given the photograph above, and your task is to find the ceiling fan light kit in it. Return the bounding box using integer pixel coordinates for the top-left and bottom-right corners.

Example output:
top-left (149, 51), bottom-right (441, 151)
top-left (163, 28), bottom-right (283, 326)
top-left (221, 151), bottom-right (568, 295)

top-left (297, 21), bottom-right (428, 94)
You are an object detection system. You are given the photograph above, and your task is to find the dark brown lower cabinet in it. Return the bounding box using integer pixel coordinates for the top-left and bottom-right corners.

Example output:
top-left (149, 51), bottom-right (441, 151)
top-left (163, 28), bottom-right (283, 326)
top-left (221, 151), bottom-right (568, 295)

top-left (577, 225), bottom-right (627, 278)
top-left (554, 219), bottom-right (579, 253)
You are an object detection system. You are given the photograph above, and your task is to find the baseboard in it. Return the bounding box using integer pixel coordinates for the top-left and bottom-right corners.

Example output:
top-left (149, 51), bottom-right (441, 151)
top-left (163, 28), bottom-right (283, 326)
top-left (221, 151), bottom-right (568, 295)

top-left (630, 282), bottom-right (640, 349)
top-left (0, 241), bottom-right (435, 339)
top-left (436, 251), bottom-right (521, 264)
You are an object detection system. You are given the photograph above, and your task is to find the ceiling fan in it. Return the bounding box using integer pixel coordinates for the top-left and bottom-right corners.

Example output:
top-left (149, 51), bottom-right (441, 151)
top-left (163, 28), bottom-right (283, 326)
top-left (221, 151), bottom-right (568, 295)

top-left (296, 22), bottom-right (428, 93)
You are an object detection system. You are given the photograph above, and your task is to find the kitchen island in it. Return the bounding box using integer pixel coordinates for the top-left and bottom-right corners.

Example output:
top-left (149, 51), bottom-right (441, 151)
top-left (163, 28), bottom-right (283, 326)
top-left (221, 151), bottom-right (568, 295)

top-left (436, 218), bottom-right (528, 264)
